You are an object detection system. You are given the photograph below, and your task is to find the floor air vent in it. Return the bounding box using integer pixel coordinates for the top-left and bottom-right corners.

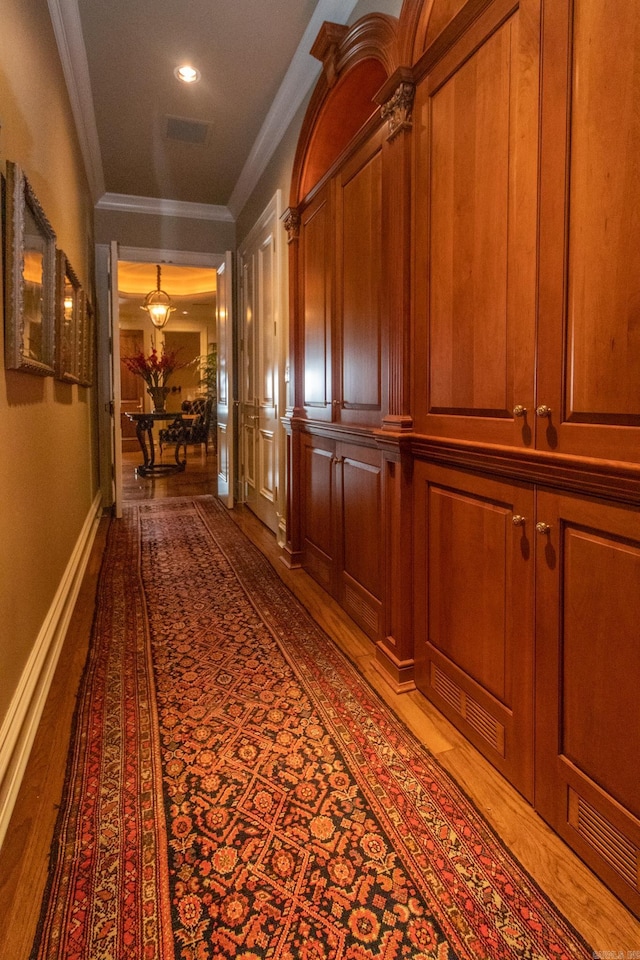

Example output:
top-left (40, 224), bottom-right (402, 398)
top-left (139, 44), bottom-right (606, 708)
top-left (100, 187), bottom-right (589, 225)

top-left (569, 789), bottom-right (639, 891)
top-left (431, 663), bottom-right (505, 756)
top-left (344, 584), bottom-right (378, 635)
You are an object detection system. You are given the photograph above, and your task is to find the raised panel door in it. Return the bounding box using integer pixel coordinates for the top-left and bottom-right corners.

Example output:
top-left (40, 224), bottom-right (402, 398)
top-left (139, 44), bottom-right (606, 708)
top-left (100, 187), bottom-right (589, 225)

top-left (537, 0), bottom-right (640, 462)
top-left (301, 433), bottom-right (336, 593)
top-left (535, 489), bottom-right (640, 915)
top-left (335, 131), bottom-right (383, 428)
top-left (413, 0), bottom-right (540, 446)
top-left (414, 461), bottom-right (535, 799)
top-left (336, 441), bottom-right (383, 640)
top-left (300, 186), bottom-right (332, 421)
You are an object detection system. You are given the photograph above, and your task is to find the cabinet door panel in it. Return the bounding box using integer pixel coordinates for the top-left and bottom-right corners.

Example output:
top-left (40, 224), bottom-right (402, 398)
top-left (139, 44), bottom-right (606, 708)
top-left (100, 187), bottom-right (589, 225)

top-left (338, 443), bottom-right (383, 640)
top-left (301, 187), bottom-right (332, 420)
top-left (538, 0), bottom-right (640, 460)
top-left (336, 133), bottom-right (383, 427)
top-left (413, 0), bottom-right (539, 446)
top-left (301, 434), bottom-right (335, 592)
top-left (414, 462), bottom-right (535, 799)
top-left (535, 491), bottom-right (640, 914)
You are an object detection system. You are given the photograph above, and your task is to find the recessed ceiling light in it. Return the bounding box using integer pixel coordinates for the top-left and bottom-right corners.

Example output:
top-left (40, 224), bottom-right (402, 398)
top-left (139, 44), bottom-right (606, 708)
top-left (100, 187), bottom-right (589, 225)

top-left (175, 64), bottom-right (200, 84)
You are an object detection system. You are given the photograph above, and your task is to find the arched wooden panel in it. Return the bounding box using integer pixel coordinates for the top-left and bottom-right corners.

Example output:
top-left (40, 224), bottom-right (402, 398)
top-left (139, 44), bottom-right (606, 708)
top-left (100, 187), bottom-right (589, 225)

top-left (298, 59), bottom-right (388, 201)
top-left (290, 15), bottom-right (400, 206)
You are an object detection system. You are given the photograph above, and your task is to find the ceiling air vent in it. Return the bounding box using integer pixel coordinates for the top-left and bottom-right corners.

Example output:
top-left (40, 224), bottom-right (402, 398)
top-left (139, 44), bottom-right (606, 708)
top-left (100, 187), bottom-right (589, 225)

top-left (165, 116), bottom-right (210, 146)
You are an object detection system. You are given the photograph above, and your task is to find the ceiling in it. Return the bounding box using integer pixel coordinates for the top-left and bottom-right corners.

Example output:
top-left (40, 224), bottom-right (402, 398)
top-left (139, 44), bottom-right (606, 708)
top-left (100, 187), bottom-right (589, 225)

top-left (50, 0), bottom-right (362, 219)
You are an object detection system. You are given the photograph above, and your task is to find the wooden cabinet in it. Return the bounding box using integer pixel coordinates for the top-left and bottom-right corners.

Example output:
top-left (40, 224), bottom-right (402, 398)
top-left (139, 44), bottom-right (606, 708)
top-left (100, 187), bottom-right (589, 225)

top-left (536, 0), bottom-right (640, 463)
top-left (535, 490), bottom-right (640, 914)
top-left (288, 0), bottom-right (640, 913)
top-left (301, 432), bottom-right (383, 641)
top-left (414, 461), bottom-right (640, 910)
top-left (299, 129), bottom-right (384, 429)
top-left (414, 461), bottom-right (535, 800)
top-left (412, 0), bottom-right (540, 448)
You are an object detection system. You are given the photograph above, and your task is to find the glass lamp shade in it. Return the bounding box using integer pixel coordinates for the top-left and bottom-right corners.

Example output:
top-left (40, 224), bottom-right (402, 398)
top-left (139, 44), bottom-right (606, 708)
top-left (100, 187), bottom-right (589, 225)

top-left (142, 289), bottom-right (175, 329)
top-left (141, 265), bottom-right (175, 329)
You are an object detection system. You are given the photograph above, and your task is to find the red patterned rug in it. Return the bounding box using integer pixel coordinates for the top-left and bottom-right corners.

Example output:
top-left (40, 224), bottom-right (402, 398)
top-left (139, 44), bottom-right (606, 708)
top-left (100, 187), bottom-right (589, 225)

top-left (32, 497), bottom-right (592, 959)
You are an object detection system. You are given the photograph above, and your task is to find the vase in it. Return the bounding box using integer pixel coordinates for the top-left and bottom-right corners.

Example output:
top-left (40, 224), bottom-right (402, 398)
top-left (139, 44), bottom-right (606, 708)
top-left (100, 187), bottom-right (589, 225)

top-left (147, 385), bottom-right (170, 412)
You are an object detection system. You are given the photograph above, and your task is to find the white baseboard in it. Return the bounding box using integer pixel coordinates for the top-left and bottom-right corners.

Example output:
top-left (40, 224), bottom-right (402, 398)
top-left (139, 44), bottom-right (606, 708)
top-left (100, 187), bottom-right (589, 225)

top-left (0, 491), bottom-right (103, 849)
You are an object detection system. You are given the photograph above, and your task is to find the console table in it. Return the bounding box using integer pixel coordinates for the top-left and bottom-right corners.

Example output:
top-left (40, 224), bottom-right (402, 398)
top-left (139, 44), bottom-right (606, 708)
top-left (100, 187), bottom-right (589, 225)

top-left (125, 411), bottom-right (189, 477)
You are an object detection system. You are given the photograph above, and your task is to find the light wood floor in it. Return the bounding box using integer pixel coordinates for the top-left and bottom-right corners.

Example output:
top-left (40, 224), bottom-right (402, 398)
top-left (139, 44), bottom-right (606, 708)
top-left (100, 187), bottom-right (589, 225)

top-left (0, 448), bottom-right (638, 959)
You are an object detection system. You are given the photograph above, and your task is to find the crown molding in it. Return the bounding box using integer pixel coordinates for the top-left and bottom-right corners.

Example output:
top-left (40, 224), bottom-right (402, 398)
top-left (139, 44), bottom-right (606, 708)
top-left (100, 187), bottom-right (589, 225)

top-left (47, 0), bottom-right (105, 201)
top-left (96, 193), bottom-right (234, 222)
top-left (227, 0), bottom-right (359, 218)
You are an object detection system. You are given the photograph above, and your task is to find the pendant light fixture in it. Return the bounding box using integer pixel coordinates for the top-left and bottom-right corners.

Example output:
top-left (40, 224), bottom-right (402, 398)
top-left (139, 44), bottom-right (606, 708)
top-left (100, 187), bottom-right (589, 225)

top-left (141, 264), bottom-right (175, 330)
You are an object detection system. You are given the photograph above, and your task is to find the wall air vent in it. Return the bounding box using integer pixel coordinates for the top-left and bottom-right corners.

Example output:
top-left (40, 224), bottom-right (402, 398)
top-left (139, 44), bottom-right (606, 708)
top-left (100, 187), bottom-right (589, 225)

top-left (165, 116), bottom-right (210, 146)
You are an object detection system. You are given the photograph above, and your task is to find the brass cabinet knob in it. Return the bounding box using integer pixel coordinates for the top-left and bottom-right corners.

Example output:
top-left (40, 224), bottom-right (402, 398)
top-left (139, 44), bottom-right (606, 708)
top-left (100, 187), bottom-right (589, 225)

top-left (512, 515), bottom-right (526, 527)
top-left (536, 404), bottom-right (552, 418)
top-left (536, 521), bottom-right (551, 535)
top-left (513, 405), bottom-right (527, 418)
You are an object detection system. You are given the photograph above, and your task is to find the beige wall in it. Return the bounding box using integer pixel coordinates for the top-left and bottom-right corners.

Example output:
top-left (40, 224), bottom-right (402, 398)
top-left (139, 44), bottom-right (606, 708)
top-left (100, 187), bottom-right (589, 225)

top-left (94, 208), bottom-right (236, 254)
top-left (0, 0), bottom-right (98, 729)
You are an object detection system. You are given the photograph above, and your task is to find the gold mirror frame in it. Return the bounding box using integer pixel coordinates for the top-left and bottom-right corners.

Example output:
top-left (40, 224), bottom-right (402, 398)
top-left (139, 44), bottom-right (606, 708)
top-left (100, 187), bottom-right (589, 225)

top-left (55, 250), bottom-right (82, 383)
top-left (4, 161), bottom-right (56, 375)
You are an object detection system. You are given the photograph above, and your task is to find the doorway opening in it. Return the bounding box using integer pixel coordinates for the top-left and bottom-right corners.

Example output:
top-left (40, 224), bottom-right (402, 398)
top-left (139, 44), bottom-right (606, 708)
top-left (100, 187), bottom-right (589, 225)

top-left (116, 260), bottom-right (218, 501)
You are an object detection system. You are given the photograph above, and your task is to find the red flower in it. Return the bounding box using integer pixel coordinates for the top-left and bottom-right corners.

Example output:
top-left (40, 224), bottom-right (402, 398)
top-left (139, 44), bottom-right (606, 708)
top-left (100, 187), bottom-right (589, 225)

top-left (121, 345), bottom-right (191, 387)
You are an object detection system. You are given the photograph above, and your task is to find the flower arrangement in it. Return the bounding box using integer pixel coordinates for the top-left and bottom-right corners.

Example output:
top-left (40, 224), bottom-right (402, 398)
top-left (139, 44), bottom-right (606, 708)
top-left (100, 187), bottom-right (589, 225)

top-left (121, 345), bottom-right (191, 411)
top-left (121, 345), bottom-right (189, 387)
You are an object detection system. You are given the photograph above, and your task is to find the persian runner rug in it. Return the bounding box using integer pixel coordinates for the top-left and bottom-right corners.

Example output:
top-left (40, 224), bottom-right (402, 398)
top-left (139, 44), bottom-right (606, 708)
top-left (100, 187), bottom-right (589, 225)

top-left (32, 497), bottom-right (592, 960)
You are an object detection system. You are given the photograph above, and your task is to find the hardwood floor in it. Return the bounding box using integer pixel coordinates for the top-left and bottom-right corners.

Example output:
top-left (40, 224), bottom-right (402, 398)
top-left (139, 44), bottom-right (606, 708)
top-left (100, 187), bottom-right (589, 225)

top-left (0, 447), bottom-right (637, 958)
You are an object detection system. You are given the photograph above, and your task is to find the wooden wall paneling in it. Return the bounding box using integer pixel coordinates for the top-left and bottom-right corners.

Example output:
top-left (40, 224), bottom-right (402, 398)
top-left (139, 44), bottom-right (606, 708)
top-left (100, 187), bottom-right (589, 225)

top-left (336, 440), bottom-right (383, 641)
top-left (535, 489), bottom-right (640, 915)
top-left (412, 0), bottom-right (540, 447)
top-left (301, 432), bottom-right (336, 593)
top-left (537, 0), bottom-right (640, 463)
top-left (414, 461), bottom-right (535, 800)
top-left (334, 130), bottom-right (384, 428)
top-left (376, 72), bottom-right (415, 432)
top-left (300, 185), bottom-right (333, 421)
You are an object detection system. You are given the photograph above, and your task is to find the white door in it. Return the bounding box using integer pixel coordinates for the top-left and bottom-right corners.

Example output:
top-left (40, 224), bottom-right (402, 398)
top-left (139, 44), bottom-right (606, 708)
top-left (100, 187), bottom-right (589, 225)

top-left (238, 199), bottom-right (281, 533)
top-left (109, 241), bottom-right (123, 518)
top-left (216, 251), bottom-right (235, 506)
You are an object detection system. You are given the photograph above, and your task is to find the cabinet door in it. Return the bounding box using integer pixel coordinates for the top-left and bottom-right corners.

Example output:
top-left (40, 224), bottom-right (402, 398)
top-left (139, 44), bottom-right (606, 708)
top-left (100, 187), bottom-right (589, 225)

top-left (535, 490), bottom-right (640, 915)
top-left (536, 0), bottom-right (640, 463)
top-left (301, 433), bottom-right (336, 592)
top-left (300, 185), bottom-right (333, 421)
top-left (336, 441), bottom-right (383, 640)
top-left (413, 0), bottom-right (540, 447)
top-left (414, 462), bottom-right (535, 799)
top-left (334, 131), bottom-right (383, 429)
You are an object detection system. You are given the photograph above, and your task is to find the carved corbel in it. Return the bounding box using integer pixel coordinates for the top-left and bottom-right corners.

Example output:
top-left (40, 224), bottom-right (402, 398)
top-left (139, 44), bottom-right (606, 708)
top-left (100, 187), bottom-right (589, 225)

top-left (282, 208), bottom-right (301, 245)
top-left (310, 22), bottom-right (349, 88)
top-left (381, 80), bottom-right (416, 141)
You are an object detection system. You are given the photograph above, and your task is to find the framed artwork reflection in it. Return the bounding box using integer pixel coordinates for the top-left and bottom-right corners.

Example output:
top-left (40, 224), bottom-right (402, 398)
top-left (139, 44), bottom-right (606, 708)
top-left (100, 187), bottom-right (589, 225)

top-left (4, 161), bottom-right (56, 375)
top-left (55, 250), bottom-right (81, 383)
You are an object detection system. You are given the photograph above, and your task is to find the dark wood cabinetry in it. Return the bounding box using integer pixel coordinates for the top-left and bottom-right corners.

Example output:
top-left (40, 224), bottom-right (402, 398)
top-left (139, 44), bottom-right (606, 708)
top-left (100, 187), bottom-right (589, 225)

top-left (301, 432), bottom-right (383, 642)
top-left (535, 490), bottom-right (640, 912)
top-left (287, 0), bottom-right (640, 914)
top-left (414, 461), bottom-right (535, 800)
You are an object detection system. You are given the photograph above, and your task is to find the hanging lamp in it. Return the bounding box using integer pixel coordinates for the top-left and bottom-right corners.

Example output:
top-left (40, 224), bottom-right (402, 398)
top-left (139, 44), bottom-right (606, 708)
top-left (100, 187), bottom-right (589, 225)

top-left (141, 264), bottom-right (175, 329)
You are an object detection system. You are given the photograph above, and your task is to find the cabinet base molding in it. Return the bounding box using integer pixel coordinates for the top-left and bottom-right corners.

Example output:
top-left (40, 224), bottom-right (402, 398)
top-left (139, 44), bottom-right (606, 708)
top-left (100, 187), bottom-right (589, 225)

top-left (374, 639), bottom-right (416, 693)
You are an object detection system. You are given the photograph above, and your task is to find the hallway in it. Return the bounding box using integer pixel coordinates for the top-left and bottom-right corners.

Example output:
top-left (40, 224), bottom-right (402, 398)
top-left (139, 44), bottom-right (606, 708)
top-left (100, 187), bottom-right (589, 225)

top-left (0, 455), bottom-right (638, 957)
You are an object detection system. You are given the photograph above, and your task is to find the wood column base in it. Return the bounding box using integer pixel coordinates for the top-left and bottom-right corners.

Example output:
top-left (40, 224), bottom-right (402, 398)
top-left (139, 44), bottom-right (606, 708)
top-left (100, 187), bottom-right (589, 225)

top-left (374, 639), bottom-right (416, 693)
